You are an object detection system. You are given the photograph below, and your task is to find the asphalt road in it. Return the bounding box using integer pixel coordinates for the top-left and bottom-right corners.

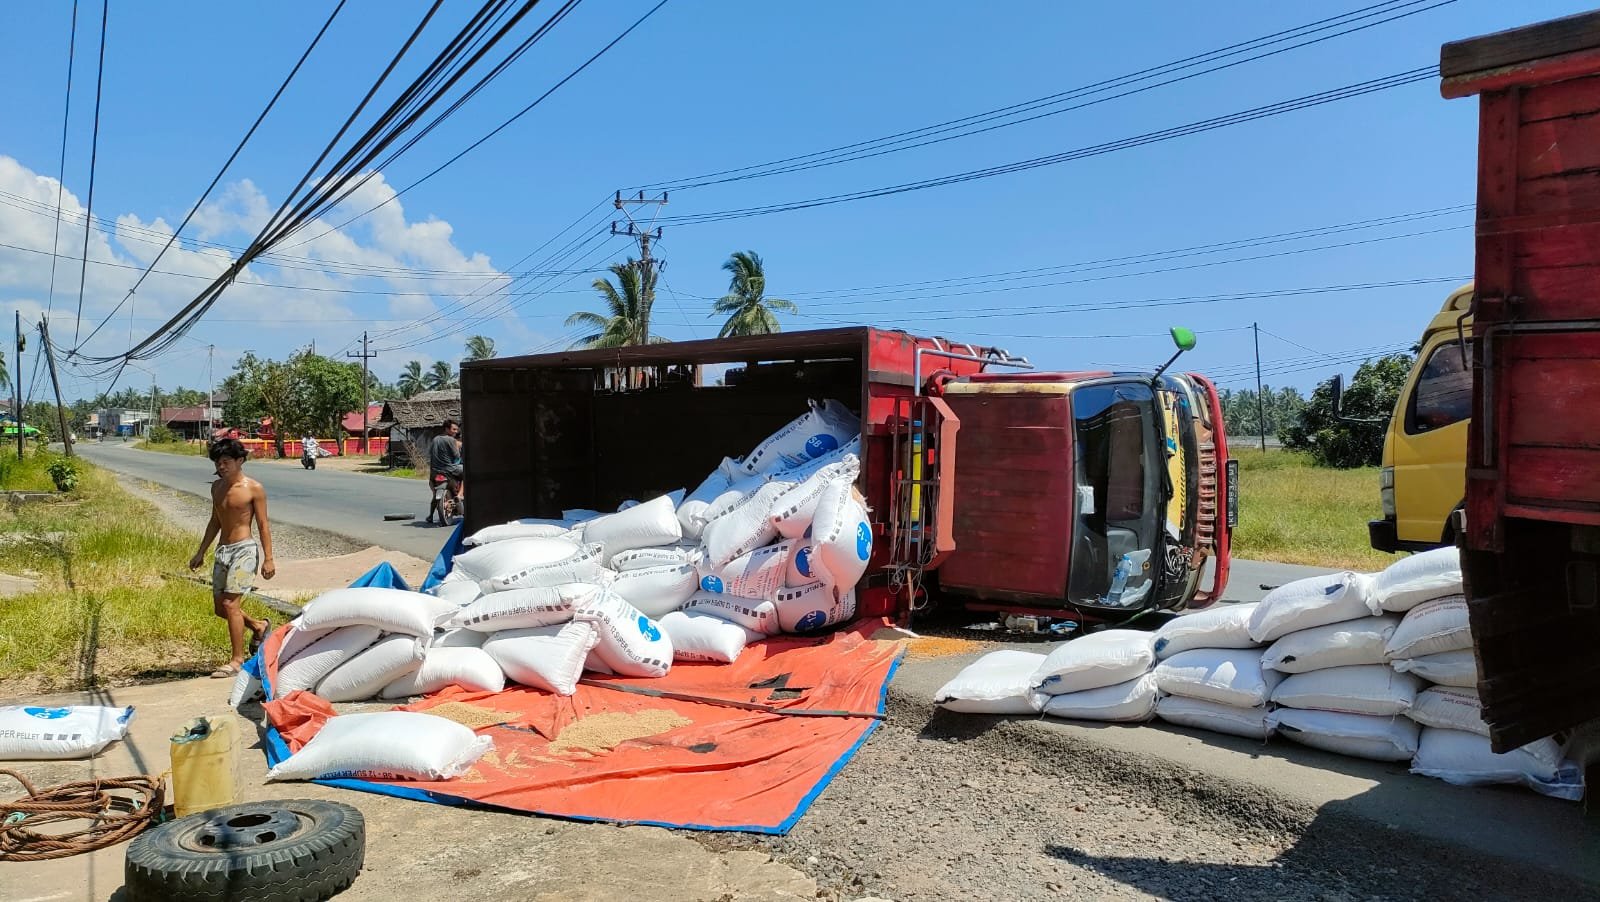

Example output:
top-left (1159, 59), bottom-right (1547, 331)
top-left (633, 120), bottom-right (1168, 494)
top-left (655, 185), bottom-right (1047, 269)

top-left (76, 441), bottom-right (1332, 597)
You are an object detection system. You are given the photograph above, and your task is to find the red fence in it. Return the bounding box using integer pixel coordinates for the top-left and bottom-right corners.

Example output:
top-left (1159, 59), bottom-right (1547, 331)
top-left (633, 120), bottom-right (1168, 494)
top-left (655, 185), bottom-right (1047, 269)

top-left (208, 437), bottom-right (390, 459)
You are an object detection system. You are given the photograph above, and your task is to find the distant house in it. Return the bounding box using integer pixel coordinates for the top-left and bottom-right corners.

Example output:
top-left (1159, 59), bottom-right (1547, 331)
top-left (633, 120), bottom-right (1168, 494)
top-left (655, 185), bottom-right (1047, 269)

top-left (376, 390), bottom-right (461, 465)
top-left (341, 402), bottom-right (386, 438)
top-left (161, 406), bottom-right (223, 441)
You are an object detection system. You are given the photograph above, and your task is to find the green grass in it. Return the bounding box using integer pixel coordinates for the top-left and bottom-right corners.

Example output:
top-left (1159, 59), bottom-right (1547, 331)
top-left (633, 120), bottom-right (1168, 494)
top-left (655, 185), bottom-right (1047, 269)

top-left (0, 447), bottom-right (61, 492)
top-left (0, 461), bottom-right (273, 692)
top-left (373, 466), bottom-right (424, 479)
top-left (137, 439), bottom-right (208, 456)
top-left (1230, 448), bottom-right (1396, 572)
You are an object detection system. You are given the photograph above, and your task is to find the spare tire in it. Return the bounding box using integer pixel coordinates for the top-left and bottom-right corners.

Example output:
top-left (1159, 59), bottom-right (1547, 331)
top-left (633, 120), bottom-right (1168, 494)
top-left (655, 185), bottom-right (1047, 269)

top-left (125, 799), bottom-right (363, 901)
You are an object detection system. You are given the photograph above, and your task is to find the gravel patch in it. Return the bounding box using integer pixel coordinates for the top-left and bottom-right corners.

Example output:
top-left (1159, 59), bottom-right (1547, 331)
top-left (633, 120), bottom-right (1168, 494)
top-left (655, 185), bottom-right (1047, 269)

top-left (116, 474), bottom-right (365, 561)
top-left (689, 693), bottom-right (1592, 901)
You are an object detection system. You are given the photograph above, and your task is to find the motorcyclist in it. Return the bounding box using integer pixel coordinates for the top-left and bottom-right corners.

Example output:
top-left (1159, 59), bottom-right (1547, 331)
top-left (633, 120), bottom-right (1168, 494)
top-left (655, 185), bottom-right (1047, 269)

top-left (427, 419), bottom-right (463, 526)
top-left (301, 433), bottom-right (320, 470)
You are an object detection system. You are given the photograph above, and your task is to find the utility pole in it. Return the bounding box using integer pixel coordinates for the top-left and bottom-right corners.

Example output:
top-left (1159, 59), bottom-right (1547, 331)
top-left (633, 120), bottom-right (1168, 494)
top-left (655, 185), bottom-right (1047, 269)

top-left (346, 331), bottom-right (377, 455)
top-left (206, 344), bottom-right (215, 440)
top-left (150, 370), bottom-right (159, 440)
top-left (38, 317), bottom-right (73, 457)
top-left (1253, 321), bottom-right (1266, 452)
top-left (13, 310), bottom-right (22, 460)
top-left (613, 191), bottom-right (668, 387)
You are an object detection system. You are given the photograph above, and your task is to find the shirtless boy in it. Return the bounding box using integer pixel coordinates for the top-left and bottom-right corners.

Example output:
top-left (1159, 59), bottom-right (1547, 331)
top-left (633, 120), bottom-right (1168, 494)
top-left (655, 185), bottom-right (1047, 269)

top-left (188, 438), bottom-right (274, 677)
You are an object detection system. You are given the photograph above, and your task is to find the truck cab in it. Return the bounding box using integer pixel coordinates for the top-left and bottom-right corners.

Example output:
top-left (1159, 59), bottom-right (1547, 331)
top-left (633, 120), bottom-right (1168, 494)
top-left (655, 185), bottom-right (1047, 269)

top-left (1369, 283), bottom-right (1474, 553)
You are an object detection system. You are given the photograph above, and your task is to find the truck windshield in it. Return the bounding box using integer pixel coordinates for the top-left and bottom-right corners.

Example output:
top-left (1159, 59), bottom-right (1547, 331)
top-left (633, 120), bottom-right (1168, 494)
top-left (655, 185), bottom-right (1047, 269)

top-left (1068, 382), bottom-right (1160, 603)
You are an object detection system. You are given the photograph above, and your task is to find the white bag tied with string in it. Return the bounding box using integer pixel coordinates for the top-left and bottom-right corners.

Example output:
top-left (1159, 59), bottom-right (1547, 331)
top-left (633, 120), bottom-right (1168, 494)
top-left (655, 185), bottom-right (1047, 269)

top-left (934, 650), bottom-right (1048, 715)
top-left (658, 610), bottom-right (764, 663)
top-left (1267, 708), bottom-right (1420, 762)
top-left (770, 456), bottom-right (862, 539)
top-left (1261, 615), bottom-right (1400, 673)
top-left (482, 621), bottom-right (598, 696)
top-left (432, 627), bottom-right (487, 648)
top-left (449, 584), bottom-right (590, 632)
top-left (1407, 686), bottom-right (1488, 737)
top-left (678, 458), bottom-right (740, 538)
top-left (1411, 728), bottom-right (1580, 799)
top-left (737, 399), bottom-right (861, 477)
top-left (297, 587), bottom-right (442, 638)
top-left (1041, 673), bottom-right (1159, 723)
top-left (380, 646), bottom-right (505, 698)
top-left (704, 481), bottom-right (790, 567)
top-left (275, 625), bottom-right (383, 696)
top-left (1270, 664), bottom-right (1421, 717)
top-left (0, 705), bottom-right (135, 760)
top-left (1151, 603), bottom-right (1259, 660)
top-left (315, 634), bottom-right (426, 703)
top-left (581, 494), bottom-right (684, 563)
top-left (1384, 595), bottom-right (1471, 660)
top-left (775, 583), bottom-right (857, 633)
top-left (1155, 696), bottom-right (1273, 740)
top-left (701, 541), bottom-right (794, 600)
top-left (1246, 571), bottom-right (1378, 643)
top-left (453, 536), bottom-right (582, 582)
top-left (574, 589), bottom-right (674, 678)
top-left (610, 562), bottom-right (699, 618)
top-left (1031, 630), bottom-right (1156, 695)
top-left (1372, 546), bottom-right (1462, 612)
top-left (1391, 649), bottom-right (1477, 688)
top-left (462, 520), bottom-right (574, 547)
top-left (681, 591), bottom-right (780, 634)
top-left (1153, 647), bottom-right (1281, 708)
top-left (266, 711), bottom-right (491, 782)
top-left (806, 480), bottom-right (873, 591)
top-left (480, 543), bottom-right (607, 593)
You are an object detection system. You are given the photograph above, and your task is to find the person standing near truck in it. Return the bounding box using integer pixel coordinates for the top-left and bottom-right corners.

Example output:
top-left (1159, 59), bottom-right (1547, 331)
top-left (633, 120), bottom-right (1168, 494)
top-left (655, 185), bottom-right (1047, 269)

top-left (188, 438), bottom-right (274, 677)
top-left (427, 418), bottom-right (463, 525)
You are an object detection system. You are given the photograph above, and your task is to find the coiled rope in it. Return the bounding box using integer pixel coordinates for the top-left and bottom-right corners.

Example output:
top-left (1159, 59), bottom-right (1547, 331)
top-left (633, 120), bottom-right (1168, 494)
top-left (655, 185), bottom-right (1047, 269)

top-left (0, 768), bottom-right (164, 862)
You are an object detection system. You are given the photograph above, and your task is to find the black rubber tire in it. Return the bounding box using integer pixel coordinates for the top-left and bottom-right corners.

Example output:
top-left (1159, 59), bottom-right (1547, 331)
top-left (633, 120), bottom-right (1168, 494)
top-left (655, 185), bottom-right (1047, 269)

top-left (383, 512), bottom-right (414, 521)
top-left (124, 799), bottom-right (364, 902)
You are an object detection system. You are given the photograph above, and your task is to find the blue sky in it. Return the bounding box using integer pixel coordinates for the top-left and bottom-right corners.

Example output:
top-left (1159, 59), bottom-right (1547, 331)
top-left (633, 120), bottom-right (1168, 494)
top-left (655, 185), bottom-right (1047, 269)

top-left (0, 0), bottom-right (1591, 402)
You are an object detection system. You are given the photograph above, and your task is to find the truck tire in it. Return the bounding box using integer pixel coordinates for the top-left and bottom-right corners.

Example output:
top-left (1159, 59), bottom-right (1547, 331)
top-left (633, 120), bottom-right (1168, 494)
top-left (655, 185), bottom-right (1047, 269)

top-left (125, 799), bottom-right (364, 902)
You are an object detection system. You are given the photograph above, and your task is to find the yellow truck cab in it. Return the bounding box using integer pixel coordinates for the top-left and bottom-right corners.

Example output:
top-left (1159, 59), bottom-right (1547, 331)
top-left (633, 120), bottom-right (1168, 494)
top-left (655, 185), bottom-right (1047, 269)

top-left (1368, 283), bottom-right (1472, 553)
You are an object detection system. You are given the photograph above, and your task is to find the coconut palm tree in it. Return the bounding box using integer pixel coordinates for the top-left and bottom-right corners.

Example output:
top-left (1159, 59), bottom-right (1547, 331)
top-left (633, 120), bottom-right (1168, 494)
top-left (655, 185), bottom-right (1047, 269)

top-left (464, 335), bottom-right (496, 361)
top-left (424, 360), bottom-right (457, 391)
top-left (565, 259), bottom-right (666, 348)
top-left (398, 360), bottom-right (426, 398)
top-left (713, 250), bottom-right (796, 338)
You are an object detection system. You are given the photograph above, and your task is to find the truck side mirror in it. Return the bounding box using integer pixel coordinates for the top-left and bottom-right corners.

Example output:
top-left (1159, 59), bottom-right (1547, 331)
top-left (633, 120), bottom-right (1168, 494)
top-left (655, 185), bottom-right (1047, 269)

top-left (1152, 325), bottom-right (1197, 381)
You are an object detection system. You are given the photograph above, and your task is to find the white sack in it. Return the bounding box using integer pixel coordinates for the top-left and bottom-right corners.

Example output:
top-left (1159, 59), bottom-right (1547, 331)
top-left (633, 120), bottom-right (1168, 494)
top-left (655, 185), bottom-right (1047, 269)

top-left (575, 589), bottom-right (674, 678)
top-left (1372, 547), bottom-right (1462, 612)
top-left (427, 576), bottom-right (481, 607)
top-left (581, 494), bottom-right (683, 562)
top-left (934, 650), bottom-right (1048, 715)
top-left (0, 705), bottom-right (134, 760)
top-left (1154, 696), bottom-right (1272, 740)
top-left (1153, 647), bottom-right (1281, 708)
top-left (701, 541), bottom-right (793, 600)
top-left (1412, 728), bottom-right (1580, 800)
top-left (678, 459), bottom-right (738, 538)
top-left (1152, 603), bottom-right (1258, 660)
top-left (658, 610), bottom-right (764, 663)
top-left (1041, 673), bottom-right (1159, 722)
top-left (229, 668), bottom-right (264, 708)
top-left (276, 620), bottom-right (334, 668)
top-left (1032, 630), bottom-right (1156, 695)
top-left (276, 625), bottom-right (383, 695)
top-left (1266, 708), bottom-right (1420, 762)
top-left (610, 563), bottom-right (699, 618)
top-left (449, 584), bottom-right (589, 632)
top-left (315, 634), bottom-right (425, 703)
top-left (1270, 664), bottom-right (1421, 717)
top-left (787, 542), bottom-right (820, 587)
top-left (298, 587), bottom-right (442, 638)
top-left (704, 481), bottom-right (790, 567)
top-left (1391, 649), bottom-right (1478, 688)
top-left (481, 543), bottom-right (607, 593)
top-left (770, 456), bottom-right (862, 539)
top-left (775, 583), bottom-right (857, 633)
top-left (380, 646), bottom-right (506, 698)
top-left (453, 536), bottom-right (580, 582)
top-left (266, 711), bottom-right (491, 782)
top-left (807, 481), bottom-right (873, 591)
top-left (482, 621), bottom-right (598, 696)
top-left (1247, 572), bottom-right (1378, 643)
top-left (462, 520), bottom-right (573, 547)
top-left (1261, 615), bottom-right (1401, 673)
top-left (611, 545), bottom-right (703, 572)
top-left (1408, 686), bottom-right (1488, 737)
top-left (1384, 595), bottom-right (1471, 659)
top-left (699, 472), bottom-right (771, 529)
top-left (738, 399), bottom-right (860, 477)
top-left (433, 627), bottom-right (487, 648)
top-left (682, 591), bottom-right (780, 634)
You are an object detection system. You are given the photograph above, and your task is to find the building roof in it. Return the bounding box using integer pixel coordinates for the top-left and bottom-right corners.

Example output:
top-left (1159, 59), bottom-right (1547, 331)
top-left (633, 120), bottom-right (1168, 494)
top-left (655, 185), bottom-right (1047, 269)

top-left (341, 402), bottom-right (386, 434)
top-left (161, 406), bottom-right (216, 424)
top-left (378, 390), bottom-right (461, 430)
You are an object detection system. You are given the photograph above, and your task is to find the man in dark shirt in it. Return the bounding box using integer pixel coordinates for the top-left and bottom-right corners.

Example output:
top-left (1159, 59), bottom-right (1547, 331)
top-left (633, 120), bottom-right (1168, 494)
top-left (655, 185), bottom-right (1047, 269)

top-left (426, 418), bottom-right (462, 525)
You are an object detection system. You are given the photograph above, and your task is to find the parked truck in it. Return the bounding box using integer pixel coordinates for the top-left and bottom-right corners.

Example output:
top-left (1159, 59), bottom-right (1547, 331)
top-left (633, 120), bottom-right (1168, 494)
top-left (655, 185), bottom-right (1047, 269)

top-left (1441, 12), bottom-right (1600, 767)
top-left (459, 326), bottom-right (1233, 624)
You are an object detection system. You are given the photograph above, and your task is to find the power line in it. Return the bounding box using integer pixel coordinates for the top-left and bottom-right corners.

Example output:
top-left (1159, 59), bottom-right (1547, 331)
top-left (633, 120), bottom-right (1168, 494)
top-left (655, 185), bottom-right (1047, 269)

top-left (662, 67), bottom-right (1438, 226)
top-left (43, 0), bottom-right (80, 319)
top-left (70, 0), bottom-right (108, 345)
top-left (643, 0), bottom-right (1457, 192)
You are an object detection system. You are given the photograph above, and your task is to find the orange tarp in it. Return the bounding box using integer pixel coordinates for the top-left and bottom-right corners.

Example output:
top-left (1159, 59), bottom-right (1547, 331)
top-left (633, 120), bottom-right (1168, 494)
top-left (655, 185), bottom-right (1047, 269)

top-left (259, 621), bottom-right (903, 833)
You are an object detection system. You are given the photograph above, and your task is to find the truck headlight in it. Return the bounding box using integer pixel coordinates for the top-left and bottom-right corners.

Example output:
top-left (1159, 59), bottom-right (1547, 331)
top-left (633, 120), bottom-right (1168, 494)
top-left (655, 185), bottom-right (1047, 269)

top-left (1380, 467), bottom-right (1396, 518)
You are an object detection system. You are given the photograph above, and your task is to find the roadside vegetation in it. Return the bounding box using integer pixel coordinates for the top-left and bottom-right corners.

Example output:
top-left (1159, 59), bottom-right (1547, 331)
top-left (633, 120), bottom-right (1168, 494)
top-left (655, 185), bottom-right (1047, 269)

top-left (1230, 448), bottom-right (1393, 572)
top-left (137, 437), bottom-right (208, 456)
top-left (0, 457), bottom-right (273, 693)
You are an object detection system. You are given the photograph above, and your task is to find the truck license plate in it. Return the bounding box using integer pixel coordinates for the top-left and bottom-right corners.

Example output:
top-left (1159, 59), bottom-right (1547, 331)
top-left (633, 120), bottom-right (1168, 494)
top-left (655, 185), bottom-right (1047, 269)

top-left (1226, 459), bottom-right (1240, 528)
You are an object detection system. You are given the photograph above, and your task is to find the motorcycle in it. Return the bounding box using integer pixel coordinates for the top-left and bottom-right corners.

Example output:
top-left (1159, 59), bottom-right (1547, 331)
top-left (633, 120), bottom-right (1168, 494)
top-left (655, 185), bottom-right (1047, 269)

top-left (431, 471), bottom-right (463, 524)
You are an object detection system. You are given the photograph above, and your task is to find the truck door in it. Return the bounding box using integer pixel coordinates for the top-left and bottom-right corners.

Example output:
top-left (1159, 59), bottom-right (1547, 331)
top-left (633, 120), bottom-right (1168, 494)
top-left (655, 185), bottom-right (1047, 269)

top-left (1391, 335), bottom-right (1471, 545)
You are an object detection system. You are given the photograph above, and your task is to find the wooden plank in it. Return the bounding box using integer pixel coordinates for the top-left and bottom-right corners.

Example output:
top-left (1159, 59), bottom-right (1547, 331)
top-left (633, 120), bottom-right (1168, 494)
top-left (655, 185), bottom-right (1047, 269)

top-left (1512, 220), bottom-right (1600, 266)
top-left (1505, 358), bottom-right (1599, 447)
top-left (1441, 11), bottom-right (1600, 79)
top-left (1509, 265), bottom-right (1600, 319)
top-left (1519, 73), bottom-right (1600, 122)
top-left (1516, 115), bottom-right (1600, 179)
top-left (1506, 444), bottom-right (1600, 507)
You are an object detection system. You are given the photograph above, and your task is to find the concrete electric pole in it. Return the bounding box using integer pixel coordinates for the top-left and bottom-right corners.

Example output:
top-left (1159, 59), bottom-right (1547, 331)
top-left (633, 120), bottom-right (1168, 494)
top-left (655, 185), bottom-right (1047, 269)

top-left (347, 331), bottom-right (377, 455)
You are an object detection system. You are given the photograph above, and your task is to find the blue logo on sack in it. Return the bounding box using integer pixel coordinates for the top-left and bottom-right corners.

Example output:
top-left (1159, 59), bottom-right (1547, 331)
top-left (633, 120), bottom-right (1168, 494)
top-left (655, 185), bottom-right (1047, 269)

top-left (701, 575), bottom-right (724, 594)
top-left (796, 610), bottom-right (827, 632)
top-left (855, 522), bottom-right (871, 560)
top-left (637, 615), bottom-right (661, 642)
top-left (24, 707), bottom-right (71, 719)
top-left (795, 547), bottom-right (813, 577)
top-left (804, 434), bottom-right (839, 458)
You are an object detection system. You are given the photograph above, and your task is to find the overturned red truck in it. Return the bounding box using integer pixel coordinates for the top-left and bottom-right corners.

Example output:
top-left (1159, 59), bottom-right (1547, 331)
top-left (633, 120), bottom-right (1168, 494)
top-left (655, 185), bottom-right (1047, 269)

top-left (459, 327), bottom-right (1233, 624)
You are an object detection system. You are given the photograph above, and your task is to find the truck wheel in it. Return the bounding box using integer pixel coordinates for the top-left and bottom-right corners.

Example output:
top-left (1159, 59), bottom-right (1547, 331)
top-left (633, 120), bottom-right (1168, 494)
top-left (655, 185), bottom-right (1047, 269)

top-left (125, 799), bottom-right (364, 902)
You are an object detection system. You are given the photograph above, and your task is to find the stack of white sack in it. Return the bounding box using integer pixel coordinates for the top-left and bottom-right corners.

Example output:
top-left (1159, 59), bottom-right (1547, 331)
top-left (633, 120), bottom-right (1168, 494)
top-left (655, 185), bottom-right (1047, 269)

top-left (1371, 547), bottom-right (1476, 687)
top-left (1246, 572), bottom-right (1419, 761)
top-left (1149, 603), bottom-right (1276, 739)
top-left (273, 587), bottom-right (452, 703)
top-left (1404, 685), bottom-right (1583, 799)
top-left (1030, 630), bottom-right (1159, 722)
